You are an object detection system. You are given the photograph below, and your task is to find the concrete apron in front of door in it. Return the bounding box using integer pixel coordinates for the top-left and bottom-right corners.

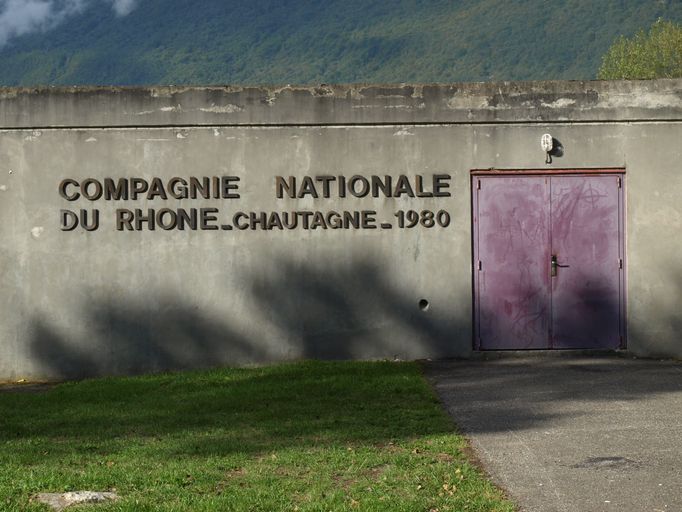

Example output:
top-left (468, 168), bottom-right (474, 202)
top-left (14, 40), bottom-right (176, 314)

top-left (472, 171), bottom-right (626, 351)
top-left (426, 356), bottom-right (682, 512)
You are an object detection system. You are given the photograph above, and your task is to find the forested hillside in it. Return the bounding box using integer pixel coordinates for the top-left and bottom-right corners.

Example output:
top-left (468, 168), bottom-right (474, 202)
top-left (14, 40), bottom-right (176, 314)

top-left (0, 0), bottom-right (681, 86)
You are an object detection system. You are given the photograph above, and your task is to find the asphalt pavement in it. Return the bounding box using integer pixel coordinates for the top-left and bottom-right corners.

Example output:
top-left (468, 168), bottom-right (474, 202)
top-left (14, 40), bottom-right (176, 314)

top-left (425, 356), bottom-right (682, 512)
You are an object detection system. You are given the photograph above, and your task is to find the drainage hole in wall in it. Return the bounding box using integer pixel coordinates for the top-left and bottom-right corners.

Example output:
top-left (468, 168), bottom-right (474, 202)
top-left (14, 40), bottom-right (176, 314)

top-left (418, 299), bottom-right (430, 312)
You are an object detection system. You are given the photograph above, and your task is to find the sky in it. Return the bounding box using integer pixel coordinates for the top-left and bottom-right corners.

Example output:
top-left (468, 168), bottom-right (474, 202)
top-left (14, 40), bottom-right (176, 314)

top-left (0, 0), bottom-right (138, 46)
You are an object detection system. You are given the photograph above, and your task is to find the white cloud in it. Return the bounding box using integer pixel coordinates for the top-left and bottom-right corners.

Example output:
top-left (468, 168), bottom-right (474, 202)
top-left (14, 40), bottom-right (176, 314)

top-left (0, 0), bottom-right (138, 47)
top-left (109, 0), bottom-right (136, 16)
top-left (0, 0), bottom-right (53, 46)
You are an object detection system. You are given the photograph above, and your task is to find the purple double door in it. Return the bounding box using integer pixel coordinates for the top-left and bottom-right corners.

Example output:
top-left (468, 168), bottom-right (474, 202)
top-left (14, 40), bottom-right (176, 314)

top-left (473, 174), bottom-right (625, 350)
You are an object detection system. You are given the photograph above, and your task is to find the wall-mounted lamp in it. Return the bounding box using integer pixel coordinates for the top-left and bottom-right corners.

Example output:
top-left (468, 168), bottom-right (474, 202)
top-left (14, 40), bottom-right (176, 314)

top-left (541, 133), bottom-right (554, 164)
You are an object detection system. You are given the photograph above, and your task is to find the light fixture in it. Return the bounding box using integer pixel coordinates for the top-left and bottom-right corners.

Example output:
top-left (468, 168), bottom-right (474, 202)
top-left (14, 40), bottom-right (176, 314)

top-left (541, 133), bottom-right (553, 164)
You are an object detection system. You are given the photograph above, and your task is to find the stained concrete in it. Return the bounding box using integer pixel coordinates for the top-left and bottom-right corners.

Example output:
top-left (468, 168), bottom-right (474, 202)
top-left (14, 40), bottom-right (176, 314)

top-left (1, 80), bottom-right (680, 127)
top-left (426, 357), bottom-right (682, 512)
top-left (1, 80), bottom-right (682, 380)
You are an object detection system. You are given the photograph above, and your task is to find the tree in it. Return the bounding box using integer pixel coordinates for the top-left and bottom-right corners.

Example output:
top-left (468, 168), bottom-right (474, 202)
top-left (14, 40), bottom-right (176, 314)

top-left (598, 19), bottom-right (682, 80)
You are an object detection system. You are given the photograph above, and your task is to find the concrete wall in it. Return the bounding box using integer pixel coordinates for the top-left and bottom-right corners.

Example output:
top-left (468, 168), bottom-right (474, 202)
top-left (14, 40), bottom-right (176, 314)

top-left (1, 80), bottom-right (681, 380)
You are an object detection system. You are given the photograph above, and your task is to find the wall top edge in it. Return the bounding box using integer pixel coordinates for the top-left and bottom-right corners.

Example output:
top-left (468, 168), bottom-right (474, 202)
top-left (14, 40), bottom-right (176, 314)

top-left (1, 79), bottom-right (681, 128)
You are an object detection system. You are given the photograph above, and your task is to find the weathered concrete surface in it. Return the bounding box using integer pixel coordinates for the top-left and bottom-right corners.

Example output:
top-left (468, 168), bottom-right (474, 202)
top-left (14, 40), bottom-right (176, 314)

top-left (1, 80), bottom-right (681, 128)
top-left (427, 357), bottom-right (682, 512)
top-left (0, 80), bottom-right (681, 380)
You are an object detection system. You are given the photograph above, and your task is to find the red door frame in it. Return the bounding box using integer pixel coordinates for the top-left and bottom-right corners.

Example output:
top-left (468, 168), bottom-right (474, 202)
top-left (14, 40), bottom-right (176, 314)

top-left (471, 168), bottom-right (627, 351)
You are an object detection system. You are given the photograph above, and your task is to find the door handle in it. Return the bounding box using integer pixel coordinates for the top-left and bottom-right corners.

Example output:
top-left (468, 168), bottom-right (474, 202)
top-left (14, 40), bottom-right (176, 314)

top-left (551, 255), bottom-right (570, 277)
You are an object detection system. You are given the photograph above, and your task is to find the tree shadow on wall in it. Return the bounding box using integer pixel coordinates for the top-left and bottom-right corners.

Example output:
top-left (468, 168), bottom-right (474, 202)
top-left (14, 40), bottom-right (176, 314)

top-left (28, 299), bottom-right (260, 380)
top-left (27, 256), bottom-right (462, 381)
top-left (247, 257), bottom-right (459, 361)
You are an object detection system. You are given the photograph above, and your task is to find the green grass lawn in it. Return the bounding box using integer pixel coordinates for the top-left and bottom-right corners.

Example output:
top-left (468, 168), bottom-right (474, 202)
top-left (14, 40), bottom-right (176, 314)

top-left (0, 361), bottom-right (514, 511)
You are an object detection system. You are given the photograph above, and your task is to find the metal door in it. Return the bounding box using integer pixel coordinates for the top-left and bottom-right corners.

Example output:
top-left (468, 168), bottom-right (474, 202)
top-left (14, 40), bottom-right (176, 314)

top-left (473, 173), bottom-right (624, 350)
